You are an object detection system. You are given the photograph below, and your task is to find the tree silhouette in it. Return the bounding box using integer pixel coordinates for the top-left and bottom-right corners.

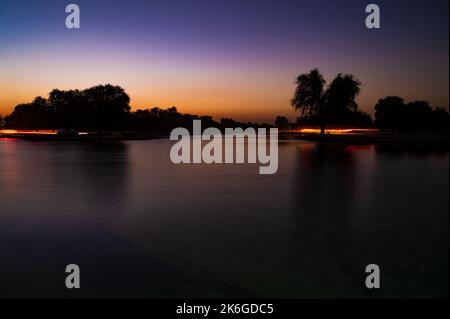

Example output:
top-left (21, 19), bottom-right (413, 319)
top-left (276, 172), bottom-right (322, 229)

top-left (291, 69), bottom-right (363, 134)
top-left (5, 84), bottom-right (131, 131)
top-left (324, 73), bottom-right (361, 123)
top-left (275, 116), bottom-right (289, 130)
top-left (48, 89), bottom-right (86, 129)
top-left (291, 68), bottom-right (326, 133)
top-left (4, 96), bottom-right (52, 129)
top-left (374, 96), bottom-right (405, 129)
top-left (430, 107), bottom-right (450, 130)
top-left (83, 84), bottom-right (130, 131)
top-left (375, 96), bottom-right (449, 130)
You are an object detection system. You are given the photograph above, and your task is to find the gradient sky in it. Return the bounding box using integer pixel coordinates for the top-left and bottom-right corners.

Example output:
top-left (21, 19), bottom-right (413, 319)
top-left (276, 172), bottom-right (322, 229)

top-left (0, 0), bottom-right (448, 122)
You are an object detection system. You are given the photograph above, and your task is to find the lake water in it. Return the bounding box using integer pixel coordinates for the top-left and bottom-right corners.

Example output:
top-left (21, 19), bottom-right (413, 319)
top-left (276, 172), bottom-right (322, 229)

top-left (0, 138), bottom-right (448, 298)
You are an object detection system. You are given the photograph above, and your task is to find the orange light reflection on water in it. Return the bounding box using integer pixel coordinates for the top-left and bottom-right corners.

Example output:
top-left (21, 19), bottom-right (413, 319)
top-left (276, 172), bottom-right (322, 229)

top-left (298, 128), bottom-right (379, 135)
top-left (0, 129), bottom-right (57, 135)
top-left (0, 130), bottom-right (89, 136)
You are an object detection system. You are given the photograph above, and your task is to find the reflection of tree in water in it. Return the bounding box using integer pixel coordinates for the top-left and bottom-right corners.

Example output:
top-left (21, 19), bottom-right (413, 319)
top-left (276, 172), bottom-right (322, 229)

top-left (290, 141), bottom-right (368, 296)
top-left (290, 142), bottom-right (449, 297)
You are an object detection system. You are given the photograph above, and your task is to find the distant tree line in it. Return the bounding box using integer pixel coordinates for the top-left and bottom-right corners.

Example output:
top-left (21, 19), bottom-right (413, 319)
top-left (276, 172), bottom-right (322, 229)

top-left (272, 68), bottom-right (449, 132)
top-left (2, 80), bottom-right (448, 133)
top-left (374, 96), bottom-right (449, 130)
top-left (130, 108), bottom-right (272, 133)
top-left (4, 85), bottom-right (130, 131)
top-left (1, 84), bottom-right (271, 132)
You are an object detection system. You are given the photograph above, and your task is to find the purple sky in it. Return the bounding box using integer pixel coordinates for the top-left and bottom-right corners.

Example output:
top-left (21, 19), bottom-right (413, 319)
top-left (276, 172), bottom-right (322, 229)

top-left (0, 0), bottom-right (448, 122)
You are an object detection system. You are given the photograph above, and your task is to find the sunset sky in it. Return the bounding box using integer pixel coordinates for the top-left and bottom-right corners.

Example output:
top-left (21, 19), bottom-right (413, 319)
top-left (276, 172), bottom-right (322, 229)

top-left (0, 0), bottom-right (448, 122)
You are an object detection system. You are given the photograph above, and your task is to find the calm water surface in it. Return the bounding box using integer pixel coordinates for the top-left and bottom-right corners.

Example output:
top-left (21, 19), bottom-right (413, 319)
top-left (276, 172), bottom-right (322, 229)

top-left (0, 139), bottom-right (448, 298)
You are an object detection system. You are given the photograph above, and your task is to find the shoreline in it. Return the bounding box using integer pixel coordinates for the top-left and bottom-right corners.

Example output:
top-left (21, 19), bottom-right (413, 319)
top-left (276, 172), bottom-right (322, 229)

top-left (1, 131), bottom-right (448, 150)
top-left (0, 132), bottom-right (166, 142)
top-left (287, 131), bottom-right (449, 150)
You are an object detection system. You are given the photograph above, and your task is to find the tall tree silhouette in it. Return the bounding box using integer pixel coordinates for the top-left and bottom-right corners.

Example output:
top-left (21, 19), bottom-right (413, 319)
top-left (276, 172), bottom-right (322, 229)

top-left (292, 69), bottom-right (362, 134)
top-left (324, 73), bottom-right (361, 123)
top-left (291, 69), bottom-right (326, 134)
